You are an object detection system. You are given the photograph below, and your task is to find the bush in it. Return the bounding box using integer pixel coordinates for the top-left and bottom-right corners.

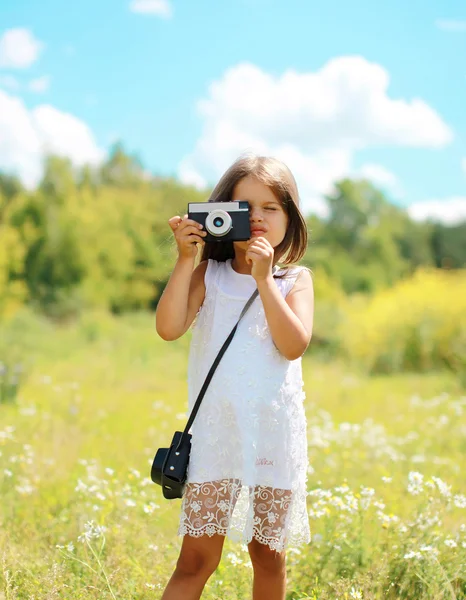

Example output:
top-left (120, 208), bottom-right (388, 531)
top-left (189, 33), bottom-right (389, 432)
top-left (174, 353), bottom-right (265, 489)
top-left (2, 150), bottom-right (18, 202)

top-left (337, 268), bottom-right (466, 381)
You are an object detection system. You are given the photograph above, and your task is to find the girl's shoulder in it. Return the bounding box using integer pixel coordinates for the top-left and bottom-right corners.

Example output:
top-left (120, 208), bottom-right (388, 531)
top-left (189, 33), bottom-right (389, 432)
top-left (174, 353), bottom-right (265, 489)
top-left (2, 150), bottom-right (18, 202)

top-left (274, 263), bottom-right (312, 280)
top-left (274, 264), bottom-right (313, 296)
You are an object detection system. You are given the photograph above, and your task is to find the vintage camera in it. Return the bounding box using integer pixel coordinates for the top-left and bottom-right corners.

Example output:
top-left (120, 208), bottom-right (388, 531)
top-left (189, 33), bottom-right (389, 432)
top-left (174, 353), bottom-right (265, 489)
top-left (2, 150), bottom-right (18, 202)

top-left (188, 201), bottom-right (251, 242)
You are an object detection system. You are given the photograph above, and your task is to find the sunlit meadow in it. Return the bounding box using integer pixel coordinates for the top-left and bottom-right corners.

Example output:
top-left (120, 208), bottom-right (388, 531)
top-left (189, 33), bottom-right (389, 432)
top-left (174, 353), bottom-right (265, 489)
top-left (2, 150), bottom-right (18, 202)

top-left (1, 307), bottom-right (465, 599)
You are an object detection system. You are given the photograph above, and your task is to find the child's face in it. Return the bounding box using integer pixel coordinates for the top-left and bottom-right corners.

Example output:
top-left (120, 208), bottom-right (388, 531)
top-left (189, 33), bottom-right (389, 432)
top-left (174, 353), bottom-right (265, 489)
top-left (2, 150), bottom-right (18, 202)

top-left (232, 175), bottom-right (289, 251)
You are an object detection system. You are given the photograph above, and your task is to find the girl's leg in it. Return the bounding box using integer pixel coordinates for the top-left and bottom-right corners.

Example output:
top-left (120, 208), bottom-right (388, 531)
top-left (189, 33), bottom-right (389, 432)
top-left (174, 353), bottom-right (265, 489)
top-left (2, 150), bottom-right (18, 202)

top-left (247, 485), bottom-right (292, 600)
top-left (248, 538), bottom-right (287, 600)
top-left (161, 533), bottom-right (226, 600)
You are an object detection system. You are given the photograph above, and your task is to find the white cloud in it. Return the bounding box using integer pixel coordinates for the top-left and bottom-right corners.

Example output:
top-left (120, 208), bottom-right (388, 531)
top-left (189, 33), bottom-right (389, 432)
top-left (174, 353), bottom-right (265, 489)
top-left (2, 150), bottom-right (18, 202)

top-left (0, 89), bottom-right (105, 188)
top-left (179, 57), bottom-right (452, 215)
top-left (358, 163), bottom-right (404, 198)
top-left (178, 158), bottom-right (207, 189)
top-left (0, 28), bottom-right (43, 69)
top-left (436, 19), bottom-right (466, 32)
top-left (129, 0), bottom-right (172, 17)
top-left (29, 75), bottom-right (50, 94)
top-left (0, 74), bottom-right (20, 90)
top-left (408, 197), bottom-right (466, 225)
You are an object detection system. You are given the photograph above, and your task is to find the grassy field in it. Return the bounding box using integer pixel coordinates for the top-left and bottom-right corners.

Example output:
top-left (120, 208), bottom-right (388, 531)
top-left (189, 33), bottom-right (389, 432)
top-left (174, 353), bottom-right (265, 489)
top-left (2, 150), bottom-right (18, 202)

top-left (1, 309), bottom-right (466, 599)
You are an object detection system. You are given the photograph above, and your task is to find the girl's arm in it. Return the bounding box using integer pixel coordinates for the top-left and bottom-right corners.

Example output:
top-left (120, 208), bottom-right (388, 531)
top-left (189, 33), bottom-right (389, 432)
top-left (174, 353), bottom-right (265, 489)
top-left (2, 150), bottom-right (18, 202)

top-left (155, 215), bottom-right (207, 341)
top-left (257, 269), bottom-right (314, 361)
top-left (155, 258), bottom-right (207, 341)
top-left (245, 236), bottom-right (314, 360)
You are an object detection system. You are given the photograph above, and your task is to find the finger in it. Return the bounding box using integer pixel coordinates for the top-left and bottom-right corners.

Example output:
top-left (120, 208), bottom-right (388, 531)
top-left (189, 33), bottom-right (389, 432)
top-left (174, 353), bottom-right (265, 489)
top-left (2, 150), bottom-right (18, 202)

top-left (186, 235), bottom-right (205, 245)
top-left (246, 244), bottom-right (269, 255)
top-left (178, 219), bottom-right (204, 231)
top-left (249, 237), bottom-right (270, 247)
top-left (178, 225), bottom-right (207, 238)
top-left (246, 250), bottom-right (263, 259)
top-left (168, 216), bottom-right (182, 230)
top-left (247, 240), bottom-right (268, 250)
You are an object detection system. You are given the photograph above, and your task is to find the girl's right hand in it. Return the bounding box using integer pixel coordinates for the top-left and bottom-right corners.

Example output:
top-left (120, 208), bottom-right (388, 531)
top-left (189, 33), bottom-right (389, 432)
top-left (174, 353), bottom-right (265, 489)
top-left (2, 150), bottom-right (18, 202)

top-left (168, 214), bottom-right (207, 259)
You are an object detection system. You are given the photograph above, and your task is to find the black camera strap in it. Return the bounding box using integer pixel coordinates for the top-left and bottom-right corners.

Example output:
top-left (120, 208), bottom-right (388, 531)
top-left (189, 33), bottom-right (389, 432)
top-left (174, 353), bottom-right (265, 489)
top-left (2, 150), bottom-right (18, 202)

top-left (175, 265), bottom-right (279, 452)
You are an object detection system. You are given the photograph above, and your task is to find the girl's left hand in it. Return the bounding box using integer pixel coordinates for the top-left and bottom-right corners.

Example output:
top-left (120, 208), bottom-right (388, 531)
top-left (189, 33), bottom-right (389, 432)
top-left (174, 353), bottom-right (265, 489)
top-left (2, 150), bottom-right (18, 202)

top-left (245, 237), bottom-right (274, 281)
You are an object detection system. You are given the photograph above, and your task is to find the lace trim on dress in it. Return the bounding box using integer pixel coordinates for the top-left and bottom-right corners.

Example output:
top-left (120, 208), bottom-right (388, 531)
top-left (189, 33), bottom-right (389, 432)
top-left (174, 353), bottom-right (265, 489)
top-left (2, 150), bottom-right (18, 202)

top-left (178, 479), bottom-right (310, 552)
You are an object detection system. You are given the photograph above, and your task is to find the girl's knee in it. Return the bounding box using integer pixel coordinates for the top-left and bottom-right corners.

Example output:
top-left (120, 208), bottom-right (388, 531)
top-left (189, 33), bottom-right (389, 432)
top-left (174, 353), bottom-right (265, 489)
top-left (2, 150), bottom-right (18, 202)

top-left (248, 538), bottom-right (286, 574)
top-left (175, 543), bottom-right (222, 578)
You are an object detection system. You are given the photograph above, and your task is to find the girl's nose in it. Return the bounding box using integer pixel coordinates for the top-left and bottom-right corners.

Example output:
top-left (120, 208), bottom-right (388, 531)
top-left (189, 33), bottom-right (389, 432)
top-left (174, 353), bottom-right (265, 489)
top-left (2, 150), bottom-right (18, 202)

top-left (250, 208), bottom-right (263, 221)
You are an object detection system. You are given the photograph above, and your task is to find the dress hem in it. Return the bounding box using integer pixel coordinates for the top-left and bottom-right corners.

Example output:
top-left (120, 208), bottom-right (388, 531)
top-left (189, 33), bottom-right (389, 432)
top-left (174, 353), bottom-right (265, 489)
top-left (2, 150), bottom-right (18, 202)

top-left (177, 523), bottom-right (311, 553)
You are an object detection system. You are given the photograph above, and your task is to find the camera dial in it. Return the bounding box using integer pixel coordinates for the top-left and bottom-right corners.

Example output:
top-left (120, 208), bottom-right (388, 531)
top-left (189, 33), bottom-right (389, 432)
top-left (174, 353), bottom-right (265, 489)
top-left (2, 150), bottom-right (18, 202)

top-left (205, 209), bottom-right (232, 237)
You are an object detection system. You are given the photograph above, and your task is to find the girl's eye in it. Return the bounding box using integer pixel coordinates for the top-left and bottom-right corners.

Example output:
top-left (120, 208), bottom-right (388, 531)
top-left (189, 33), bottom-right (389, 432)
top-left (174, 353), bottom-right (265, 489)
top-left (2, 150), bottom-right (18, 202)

top-left (265, 207), bottom-right (277, 211)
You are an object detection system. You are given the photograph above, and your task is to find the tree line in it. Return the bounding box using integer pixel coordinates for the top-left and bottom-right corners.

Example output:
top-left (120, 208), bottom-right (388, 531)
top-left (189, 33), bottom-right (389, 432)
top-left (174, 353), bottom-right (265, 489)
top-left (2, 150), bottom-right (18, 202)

top-left (0, 143), bottom-right (464, 319)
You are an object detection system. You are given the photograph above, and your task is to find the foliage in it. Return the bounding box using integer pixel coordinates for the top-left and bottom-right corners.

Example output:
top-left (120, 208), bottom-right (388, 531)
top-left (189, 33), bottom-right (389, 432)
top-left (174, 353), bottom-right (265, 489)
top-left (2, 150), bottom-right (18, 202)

top-left (0, 148), bottom-right (465, 320)
top-left (338, 269), bottom-right (466, 382)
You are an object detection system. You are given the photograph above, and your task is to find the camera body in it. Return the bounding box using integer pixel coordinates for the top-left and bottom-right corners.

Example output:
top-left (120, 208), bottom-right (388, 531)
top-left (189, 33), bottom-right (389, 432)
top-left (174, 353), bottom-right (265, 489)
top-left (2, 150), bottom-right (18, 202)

top-left (188, 201), bottom-right (251, 242)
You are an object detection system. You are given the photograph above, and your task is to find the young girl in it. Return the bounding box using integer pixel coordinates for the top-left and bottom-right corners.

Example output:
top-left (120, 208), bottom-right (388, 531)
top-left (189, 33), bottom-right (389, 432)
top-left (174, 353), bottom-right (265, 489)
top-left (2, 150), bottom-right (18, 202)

top-left (155, 154), bottom-right (314, 600)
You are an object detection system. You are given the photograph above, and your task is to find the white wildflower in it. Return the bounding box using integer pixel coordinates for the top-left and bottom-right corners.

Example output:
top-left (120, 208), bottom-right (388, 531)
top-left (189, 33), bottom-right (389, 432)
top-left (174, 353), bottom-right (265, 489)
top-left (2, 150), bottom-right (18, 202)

top-left (407, 471), bottom-right (424, 495)
top-left (360, 487), bottom-right (375, 510)
top-left (227, 552), bottom-right (243, 566)
top-left (16, 480), bottom-right (34, 495)
top-left (404, 550), bottom-right (423, 560)
top-left (143, 502), bottom-right (160, 514)
top-left (454, 495), bottom-right (466, 508)
top-left (309, 508), bottom-right (326, 519)
top-left (377, 511), bottom-right (400, 526)
top-left (419, 545), bottom-right (439, 557)
top-left (77, 520), bottom-right (106, 543)
top-left (432, 476), bottom-right (452, 499)
top-left (75, 479), bottom-right (88, 492)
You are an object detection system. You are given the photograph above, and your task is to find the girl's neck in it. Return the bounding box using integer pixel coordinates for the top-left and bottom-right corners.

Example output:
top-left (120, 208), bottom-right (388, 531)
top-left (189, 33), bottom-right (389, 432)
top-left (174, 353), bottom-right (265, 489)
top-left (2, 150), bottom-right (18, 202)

top-left (231, 254), bottom-right (252, 275)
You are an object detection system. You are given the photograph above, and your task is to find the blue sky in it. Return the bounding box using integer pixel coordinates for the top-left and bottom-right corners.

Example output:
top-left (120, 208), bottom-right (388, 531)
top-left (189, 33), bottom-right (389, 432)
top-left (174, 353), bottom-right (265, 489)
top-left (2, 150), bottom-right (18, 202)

top-left (0, 0), bottom-right (465, 222)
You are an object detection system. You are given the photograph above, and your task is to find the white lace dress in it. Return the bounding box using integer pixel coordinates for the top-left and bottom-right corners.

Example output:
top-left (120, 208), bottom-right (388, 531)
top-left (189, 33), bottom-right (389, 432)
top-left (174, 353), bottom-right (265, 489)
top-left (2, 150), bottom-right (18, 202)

top-left (178, 258), bottom-right (310, 551)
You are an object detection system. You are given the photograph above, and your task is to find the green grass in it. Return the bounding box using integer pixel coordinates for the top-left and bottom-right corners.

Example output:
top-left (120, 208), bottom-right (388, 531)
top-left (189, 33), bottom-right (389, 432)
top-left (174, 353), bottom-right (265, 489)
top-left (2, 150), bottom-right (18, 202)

top-left (1, 309), bottom-right (465, 599)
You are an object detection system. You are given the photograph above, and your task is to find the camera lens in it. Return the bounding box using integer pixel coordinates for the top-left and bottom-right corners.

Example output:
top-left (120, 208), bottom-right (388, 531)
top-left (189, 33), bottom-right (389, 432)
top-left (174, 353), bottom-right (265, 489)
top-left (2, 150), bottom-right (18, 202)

top-left (205, 209), bottom-right (232, 237)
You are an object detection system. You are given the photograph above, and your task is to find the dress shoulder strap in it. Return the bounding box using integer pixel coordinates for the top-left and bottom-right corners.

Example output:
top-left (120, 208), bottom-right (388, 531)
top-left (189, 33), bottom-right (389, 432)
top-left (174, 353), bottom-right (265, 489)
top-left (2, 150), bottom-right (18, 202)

top-left (277, 265), bottom-right (310, 297)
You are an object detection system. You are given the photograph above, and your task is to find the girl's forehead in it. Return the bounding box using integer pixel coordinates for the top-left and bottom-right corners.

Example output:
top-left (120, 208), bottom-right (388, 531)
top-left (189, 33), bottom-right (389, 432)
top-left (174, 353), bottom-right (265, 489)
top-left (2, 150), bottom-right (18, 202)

top-left (233, 176), bottom-right (280, 202)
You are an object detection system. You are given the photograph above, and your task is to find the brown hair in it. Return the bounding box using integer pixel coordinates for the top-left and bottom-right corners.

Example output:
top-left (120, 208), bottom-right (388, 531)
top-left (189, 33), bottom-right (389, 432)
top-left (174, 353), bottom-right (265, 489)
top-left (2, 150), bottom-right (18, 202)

top-left (199, 154), bottom-right (308, 270)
